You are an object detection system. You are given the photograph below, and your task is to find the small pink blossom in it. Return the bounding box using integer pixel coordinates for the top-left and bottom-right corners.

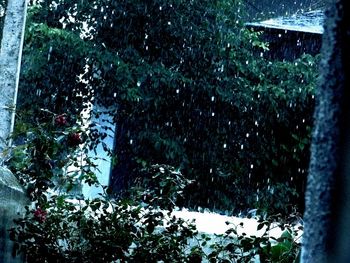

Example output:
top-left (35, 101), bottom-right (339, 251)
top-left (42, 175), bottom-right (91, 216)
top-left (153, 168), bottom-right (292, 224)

top-left (33, 208), bottom-right (47, 223)
top-left (55, 114), bottom-right (67, 126)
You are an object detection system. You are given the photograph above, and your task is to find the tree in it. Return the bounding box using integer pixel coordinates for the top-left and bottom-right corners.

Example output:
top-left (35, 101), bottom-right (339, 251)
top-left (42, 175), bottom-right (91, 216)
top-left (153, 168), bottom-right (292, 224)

top-left (301, 0), bottom-right (350, 262)
top-left (17, 0), bottom-right (319, 214)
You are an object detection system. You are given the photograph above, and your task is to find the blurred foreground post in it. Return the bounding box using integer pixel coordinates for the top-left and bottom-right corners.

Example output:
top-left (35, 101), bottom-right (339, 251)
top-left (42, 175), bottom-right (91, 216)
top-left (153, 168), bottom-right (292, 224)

top-left (0, 0), bottom-right (28, 262)
top-left (301, 1), bottom-right (350, 262)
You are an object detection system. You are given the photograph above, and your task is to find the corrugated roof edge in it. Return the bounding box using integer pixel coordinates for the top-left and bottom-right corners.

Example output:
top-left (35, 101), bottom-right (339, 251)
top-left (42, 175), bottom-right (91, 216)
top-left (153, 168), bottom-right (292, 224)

top-left (245, 10), bottom-right (324, 34)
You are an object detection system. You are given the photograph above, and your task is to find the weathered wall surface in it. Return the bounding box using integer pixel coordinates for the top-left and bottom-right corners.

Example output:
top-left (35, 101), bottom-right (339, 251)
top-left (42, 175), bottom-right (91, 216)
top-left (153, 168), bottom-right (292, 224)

top-left (301, 0), bottom-right (350, 262)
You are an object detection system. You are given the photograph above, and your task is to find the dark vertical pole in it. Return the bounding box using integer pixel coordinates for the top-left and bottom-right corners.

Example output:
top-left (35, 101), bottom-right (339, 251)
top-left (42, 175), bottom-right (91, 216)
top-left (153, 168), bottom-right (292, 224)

top-left (301, 0), bottom-right (350, 262)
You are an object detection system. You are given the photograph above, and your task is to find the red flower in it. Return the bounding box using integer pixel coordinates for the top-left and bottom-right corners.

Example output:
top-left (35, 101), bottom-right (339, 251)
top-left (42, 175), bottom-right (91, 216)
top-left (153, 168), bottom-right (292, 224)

top-left (55, 114), bottom-right (67, 126)
top-left (33, 208), bottom-right (47, 223)
top-left (68, 132), bottom-right (82, 146)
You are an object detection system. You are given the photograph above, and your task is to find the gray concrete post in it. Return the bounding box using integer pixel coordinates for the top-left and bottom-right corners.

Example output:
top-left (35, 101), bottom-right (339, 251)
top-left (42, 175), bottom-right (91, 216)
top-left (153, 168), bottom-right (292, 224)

top-left (0, 0), bottom-right (28, 262)
top-left (0, 0), bottom-right (27, 155)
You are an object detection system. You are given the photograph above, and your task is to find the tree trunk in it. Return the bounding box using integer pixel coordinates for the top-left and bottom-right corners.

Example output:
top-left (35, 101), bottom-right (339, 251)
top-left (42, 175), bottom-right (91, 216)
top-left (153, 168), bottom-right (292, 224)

top-left (301, 0), bottom-right (350, 262)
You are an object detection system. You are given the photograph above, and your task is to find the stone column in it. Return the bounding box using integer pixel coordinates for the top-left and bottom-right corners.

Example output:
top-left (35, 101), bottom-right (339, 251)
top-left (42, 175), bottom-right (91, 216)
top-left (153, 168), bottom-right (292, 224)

top-left (0, 0), bottom-right (28, 262)
top-left (301, 0), bottom-right (350, 262)
top-left (0, 0), bottom-right (27, 153)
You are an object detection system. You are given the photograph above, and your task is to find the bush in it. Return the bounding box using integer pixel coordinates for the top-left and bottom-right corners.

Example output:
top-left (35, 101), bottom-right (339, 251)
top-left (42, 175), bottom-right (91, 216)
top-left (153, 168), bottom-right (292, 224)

top-left (8, 114), bottom-right (302, 262)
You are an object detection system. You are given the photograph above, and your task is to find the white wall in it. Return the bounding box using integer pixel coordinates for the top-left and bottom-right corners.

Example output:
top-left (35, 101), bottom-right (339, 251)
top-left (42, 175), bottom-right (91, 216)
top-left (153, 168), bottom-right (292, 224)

top-left (82, 104), bottom-right (116, 199)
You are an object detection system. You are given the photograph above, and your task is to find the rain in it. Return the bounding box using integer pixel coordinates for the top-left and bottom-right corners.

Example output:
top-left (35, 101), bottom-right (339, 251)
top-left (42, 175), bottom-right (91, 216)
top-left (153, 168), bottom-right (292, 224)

top-left (0, 0), bottom-right (328, 262)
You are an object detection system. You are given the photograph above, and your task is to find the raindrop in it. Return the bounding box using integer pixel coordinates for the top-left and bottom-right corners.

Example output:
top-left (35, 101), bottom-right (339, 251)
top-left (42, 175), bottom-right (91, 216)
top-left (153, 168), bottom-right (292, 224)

top-left (47, 46), bottom-right (53, 61)
top-left (245, 60), bottom-right (249, 65)
top-left (246, 133), bottom-right (250, 138)
top-left (159, 6), bottom-right (162, 10)
top-left (130, 139), bottom-right (133, 145)
top-left (223, 144), bottom-right (227, 149)
top-left (137, 81), bottom-right (141, 87)
top-left (302, 119), bottom-right (306, 123)
top-left (212, 112), bottom-right (215, 117)
top-left (211, 96), bottom-right (215, 102)
top-left (210, 168), bottom-right (213, 173)
top-left (167, 21), bottom-right (171, 25)
top-left (240, 144), bottom-right (244, 150)
top-left (250, 164), bottom-right (254, 169)
top-left (278, 34), bottom-right (282, 38)
top-left (176, 89), bottom-right (179, 94)
top-left (113, 92), bottom-right (117, 97)
top-left (254, 121), bottom-right (258, 126)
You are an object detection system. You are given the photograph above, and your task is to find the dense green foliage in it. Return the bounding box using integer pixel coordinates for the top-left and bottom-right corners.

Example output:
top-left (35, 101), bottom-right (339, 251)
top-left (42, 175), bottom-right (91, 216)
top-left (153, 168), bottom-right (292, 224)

top-left (17, 0), bottom-right (319, 214)
top-left (9, 113), bottom-right (302, 262)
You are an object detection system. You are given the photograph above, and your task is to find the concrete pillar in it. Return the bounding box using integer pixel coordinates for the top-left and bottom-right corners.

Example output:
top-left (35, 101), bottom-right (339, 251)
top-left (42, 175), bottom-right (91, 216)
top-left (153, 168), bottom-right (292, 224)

top-left (0, 0), bottom-right (27, 154)
top-left (0, 0), bottom-right (28, 262)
